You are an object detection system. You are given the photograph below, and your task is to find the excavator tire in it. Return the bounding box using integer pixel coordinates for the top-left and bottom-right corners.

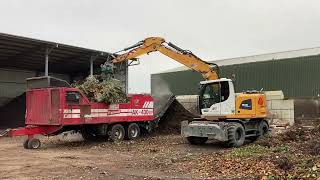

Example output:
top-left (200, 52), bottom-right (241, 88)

top-left (187, 136), bottom-right (208, 145)
top-left (226, 122), bottom-right (245, 148)
top-left (248, 120), bottom-right (269, 142)
top-left (259, 120), bottom-right (269, 136)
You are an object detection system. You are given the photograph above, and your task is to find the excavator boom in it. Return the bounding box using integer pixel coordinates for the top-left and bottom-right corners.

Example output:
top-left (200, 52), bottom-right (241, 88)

top-left (107, 37), bottom-right (269, 148)
top-left (110, 37), bottom-right (219, 81)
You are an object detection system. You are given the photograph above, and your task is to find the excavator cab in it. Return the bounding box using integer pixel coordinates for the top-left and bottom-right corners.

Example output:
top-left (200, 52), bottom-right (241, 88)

top-left (199, 78), bottom-right (236, 117)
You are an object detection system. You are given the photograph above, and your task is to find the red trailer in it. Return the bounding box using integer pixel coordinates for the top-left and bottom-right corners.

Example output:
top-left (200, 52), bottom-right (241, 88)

top-left (2, 82), bottom-right (155, 149)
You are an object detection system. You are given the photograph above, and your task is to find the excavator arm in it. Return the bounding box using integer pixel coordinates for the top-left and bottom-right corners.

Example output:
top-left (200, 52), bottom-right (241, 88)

top-left (108, 37), bottom-right (219, 81)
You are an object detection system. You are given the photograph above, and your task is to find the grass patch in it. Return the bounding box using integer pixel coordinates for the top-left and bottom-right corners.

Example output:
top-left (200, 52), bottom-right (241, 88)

top-left (227, 145), bottom-right (271, 157)
top-left (272, 145), bottom-right (291, 153)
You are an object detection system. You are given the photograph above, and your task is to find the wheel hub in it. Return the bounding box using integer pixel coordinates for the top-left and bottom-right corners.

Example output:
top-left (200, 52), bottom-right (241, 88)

top-left (115, 129), bottom-right (122, 139)
top-left (130, 128), bottom-right (138, 137)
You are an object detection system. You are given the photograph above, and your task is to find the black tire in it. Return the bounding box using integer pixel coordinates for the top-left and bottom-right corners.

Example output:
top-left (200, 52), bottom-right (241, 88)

top-left (249, 120), bottom-right (269, 142)
top-left (259, 120), bottom-right (269, 137)
top-left (27, 138), bottom-right (41, 149)
top-left (23, 139), bottom-right (29, 149)
top-left (125, 123), bottom-right (140, 140)
top-left (186, 136), bottom-right (208, 145)
top-left (226, 123), bottom-right (245, 148)
top-left (108, 124), bottom-right (125, 142)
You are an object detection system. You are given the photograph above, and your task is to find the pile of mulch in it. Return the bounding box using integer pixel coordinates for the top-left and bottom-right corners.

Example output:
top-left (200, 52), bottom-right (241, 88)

top-left (156, 100), bottom-right (196, 134)
top-left (73, 75), bottom-right (128, 104)
top-left (181, 125), bottom-right (320, 179)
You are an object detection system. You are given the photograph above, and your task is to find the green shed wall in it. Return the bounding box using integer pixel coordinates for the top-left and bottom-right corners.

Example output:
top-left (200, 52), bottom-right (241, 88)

top-left (151, 55), bottom-right (320, 98)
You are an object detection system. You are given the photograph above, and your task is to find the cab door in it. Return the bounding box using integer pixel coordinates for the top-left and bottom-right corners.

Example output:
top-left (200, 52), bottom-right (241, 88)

top-left (200, 81), bottom-right (235, 116)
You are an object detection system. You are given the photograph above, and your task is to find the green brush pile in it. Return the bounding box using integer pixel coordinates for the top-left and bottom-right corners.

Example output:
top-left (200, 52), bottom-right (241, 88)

top-left (73, 75), bottom-right (128, 104)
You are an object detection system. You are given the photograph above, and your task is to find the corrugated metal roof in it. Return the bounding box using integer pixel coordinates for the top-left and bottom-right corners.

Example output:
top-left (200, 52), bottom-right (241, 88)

top-left (0, 32), bottom-right (113, 74)
top-left (157, 46), bottom-right (320, 73)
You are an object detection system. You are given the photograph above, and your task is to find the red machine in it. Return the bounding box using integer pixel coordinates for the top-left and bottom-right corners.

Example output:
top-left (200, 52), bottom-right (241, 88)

top-left (3, 83), bottom-right (154, 149)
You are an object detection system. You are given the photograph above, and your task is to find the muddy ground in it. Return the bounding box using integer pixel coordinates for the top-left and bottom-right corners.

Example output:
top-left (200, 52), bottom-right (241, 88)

top-left (0, 133), bottom-right (227, 180)
top-left (2, 127), bottom-right (319, 180)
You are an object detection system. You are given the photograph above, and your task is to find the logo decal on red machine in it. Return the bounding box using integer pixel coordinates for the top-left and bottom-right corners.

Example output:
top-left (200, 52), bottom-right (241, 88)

top-left (142, 101), bottom-right (153, 108)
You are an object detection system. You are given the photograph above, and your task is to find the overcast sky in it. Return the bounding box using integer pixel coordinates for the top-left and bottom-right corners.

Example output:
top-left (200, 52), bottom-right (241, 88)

top-left (0, 0), bottom-right (320, 93)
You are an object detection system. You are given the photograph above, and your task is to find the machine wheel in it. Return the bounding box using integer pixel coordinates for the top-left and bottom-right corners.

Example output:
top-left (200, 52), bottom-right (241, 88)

top-left (125, 123), bottom-right (140, 140)
top-left (259, 120), bottom-right (269, 136)
top-left (226, 123), bottom-right (245, 148)
top-left (23, 139), bottom-right (29, 149)
top-left (249, 120), bottom-right (269, 142)
top-left (27, 138), bottom-right (41, 149)
top-left (108, 124), bottom-right (125, 142)
top-left (186, 136), bottom-right (208, 145)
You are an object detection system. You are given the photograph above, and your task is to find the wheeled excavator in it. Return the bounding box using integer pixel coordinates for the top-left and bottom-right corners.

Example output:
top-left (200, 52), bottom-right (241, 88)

top-left (102, 37), bottom-right (269, 147)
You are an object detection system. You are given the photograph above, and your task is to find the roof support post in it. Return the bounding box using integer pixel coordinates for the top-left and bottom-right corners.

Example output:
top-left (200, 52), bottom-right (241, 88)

top-left (89, 55), bottom-right (99, 76)
top-left (90, 56), bottom-right (94, 76)
top-left (45, 48), bottom-right (49, 76)
top-left (44, 44), bottom-right (58, 76)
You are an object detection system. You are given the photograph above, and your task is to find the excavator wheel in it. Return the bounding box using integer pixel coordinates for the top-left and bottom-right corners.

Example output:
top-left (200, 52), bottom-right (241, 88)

top-left (226, 123), bottom-right (245, 148)
top-left (248, 120), bottom-right (269, 142)
top-left (187, 136), bottom-right (208, 145)
top-left (259, 120), bottom-right (269, 136)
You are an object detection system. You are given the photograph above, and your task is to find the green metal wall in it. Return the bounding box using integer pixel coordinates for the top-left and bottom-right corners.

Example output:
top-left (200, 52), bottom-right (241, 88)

top-left (151, 55), bottom-right (320, 98)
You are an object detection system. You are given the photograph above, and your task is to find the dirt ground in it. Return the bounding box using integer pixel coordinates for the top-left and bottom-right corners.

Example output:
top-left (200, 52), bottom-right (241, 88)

top-left (0, 133), bottom-right (227, 180)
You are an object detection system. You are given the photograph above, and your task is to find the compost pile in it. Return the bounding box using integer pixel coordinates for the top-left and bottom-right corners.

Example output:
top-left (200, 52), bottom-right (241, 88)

top-left (182, 125), bottom-right (320, 179)
top-left (73, 76), bottom-right (128, 104)
top-left (157, 100), bottom-right (196, 134)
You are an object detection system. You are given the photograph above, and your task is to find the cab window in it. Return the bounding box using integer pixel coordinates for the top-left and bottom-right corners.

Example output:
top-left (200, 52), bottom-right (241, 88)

top-left (200, 81), bottom-right (230, 108)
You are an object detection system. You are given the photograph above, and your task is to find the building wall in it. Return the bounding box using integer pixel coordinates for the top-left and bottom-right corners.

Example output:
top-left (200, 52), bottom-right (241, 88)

top-left (0, 68), bottom-right (72, 108)
top-left (151, 55), bottom-right (320, 98)
top-left (0, 69), bottom-right (35, 107)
